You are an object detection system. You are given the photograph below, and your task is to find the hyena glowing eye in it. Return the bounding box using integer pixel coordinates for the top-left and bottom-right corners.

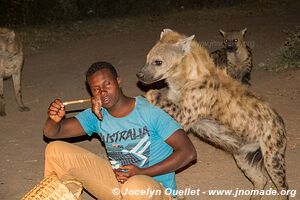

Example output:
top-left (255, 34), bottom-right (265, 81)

top-left (153, 60), bottom-right (163, 66)
top-left (234, 39), bottom-right (238, 42)
top-left (224, 39), bottom-right (228, 43)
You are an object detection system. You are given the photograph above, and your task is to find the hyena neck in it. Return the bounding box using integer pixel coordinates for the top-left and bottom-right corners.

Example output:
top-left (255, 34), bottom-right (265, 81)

top-left (166, 83), bottom-right (181, 101)
top-left (227, 44), bottom-right (248, 64)
top-left (165, 61), bottom-right (197, 101)
top-left (5, 37), bottom-right (22, 56)
top-left (165, 70), bottom-right (186, 100)
top-left (174, 43), bottom-right (215, 79)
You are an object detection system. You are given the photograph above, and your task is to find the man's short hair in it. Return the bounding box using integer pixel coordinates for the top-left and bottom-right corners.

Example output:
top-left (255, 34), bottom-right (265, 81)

top-left (86, 61), bottom-right (118, 80)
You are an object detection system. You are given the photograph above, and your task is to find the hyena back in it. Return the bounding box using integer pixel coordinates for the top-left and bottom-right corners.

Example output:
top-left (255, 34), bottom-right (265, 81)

top-left (137, 29), bottom-right (288, 200)
top-left (210, 28), bottom-right (253, 85)
top-left (0, 27), bottom-right (29, 116)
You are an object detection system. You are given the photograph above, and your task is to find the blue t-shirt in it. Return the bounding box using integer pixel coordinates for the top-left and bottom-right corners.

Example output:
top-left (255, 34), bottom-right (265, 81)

top-left (75, 96), bottom-right (181, 191)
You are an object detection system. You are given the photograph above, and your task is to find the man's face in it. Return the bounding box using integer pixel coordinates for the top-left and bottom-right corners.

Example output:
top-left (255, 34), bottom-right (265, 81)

top-left (87, 69), bottom-right (122, 109)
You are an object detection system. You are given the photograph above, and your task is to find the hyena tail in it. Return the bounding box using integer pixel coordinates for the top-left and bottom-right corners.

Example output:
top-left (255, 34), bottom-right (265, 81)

top-left (191, 119), bottom-right (241, 153)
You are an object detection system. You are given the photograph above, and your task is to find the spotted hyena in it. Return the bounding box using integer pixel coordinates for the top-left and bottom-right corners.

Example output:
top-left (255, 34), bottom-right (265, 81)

top-left (210, 28), bottom-right (253, 85)
top-left (0, 27), bottom-right (29, 116)
top-left (137, 29), bottom-right (288, 200)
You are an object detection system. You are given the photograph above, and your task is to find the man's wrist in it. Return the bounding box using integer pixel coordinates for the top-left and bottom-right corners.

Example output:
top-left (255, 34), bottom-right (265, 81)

top-left (137, 167), bottom-right (151, 176)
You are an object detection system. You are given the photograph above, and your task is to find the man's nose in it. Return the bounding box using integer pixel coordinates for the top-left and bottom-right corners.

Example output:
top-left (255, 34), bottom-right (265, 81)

top-left (100, 89), bottom-right (107, 95)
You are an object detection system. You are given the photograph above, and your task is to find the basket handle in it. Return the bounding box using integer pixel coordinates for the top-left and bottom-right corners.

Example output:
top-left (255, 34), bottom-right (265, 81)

top-left (63, 179), bottom-right (83, 198)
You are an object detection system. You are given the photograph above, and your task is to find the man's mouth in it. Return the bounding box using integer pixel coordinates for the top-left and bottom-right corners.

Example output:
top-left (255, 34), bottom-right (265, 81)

top-left (101, 96), bottom-right (110, 104)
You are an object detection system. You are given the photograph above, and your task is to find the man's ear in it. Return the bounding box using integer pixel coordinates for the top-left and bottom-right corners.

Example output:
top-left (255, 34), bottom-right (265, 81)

top-left (117, 77), bottom-right (122, 86)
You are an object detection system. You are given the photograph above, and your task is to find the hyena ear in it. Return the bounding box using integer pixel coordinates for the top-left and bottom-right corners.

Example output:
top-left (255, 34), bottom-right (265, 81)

top-left (160, 29), bottom-right (173, 39)
top-left (241, 28), bottom-right (247, 36)
top-left (219, 29), bottom-right (226, 37)
top-left (176, 35), bottom-right (195, 54)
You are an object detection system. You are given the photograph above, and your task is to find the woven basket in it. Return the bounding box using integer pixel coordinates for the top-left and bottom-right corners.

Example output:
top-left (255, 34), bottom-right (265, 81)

top-left (21, 173), bottom-right (83, 200)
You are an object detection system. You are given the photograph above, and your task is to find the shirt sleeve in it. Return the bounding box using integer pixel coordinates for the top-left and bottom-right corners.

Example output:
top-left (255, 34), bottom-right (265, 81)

top-left (151, 106), bottom-right (182, 141)
top-left (75, 108), bottom-right (99, 136)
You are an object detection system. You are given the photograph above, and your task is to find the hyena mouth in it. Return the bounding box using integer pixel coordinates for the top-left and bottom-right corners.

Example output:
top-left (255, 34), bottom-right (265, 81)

top-left (136, 72), bottom-right (164, 84)
top-left (226, 46), bottom-right (237, 52)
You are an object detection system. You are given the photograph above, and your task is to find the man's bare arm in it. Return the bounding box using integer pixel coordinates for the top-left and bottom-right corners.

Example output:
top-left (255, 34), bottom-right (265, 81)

top-left (43, 99), bottom-right (86, 139)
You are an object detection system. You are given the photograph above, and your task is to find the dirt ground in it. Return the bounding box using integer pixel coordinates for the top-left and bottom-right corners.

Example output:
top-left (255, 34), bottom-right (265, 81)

top-left (0, 6), bottom-right (299, 200)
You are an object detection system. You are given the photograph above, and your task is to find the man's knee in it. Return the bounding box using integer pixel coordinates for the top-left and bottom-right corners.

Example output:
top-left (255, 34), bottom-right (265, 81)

top-left (45, 141), bottom-right (67, 157)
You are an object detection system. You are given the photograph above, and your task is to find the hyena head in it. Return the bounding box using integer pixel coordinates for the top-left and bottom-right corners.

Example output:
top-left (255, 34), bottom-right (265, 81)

top-left (136, 29), bottom-right (194, 84)
top-left (220, 28), bottom-right (247, 52)
top-left (0, 28), bottom-right (15, 52)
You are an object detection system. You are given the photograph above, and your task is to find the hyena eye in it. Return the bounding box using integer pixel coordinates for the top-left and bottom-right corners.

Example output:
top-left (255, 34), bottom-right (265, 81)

top-left (224, 39), bottom-right (228, 43)
top-left (153, 60), bottom-right (163, 66)
top-left (234, 39), bottom-right (238, 42)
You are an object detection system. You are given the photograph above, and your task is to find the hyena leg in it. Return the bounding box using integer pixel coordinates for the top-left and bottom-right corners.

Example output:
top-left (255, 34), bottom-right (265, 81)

top-left (241, 61), bottom-right (252, 85)
top-left (145, 89), bottom-right (179, 117)
top-left (0, 77), bottom-right (6, 116)
top-left (233, 147), bottom-right (268, 200)
top-left (145, 89), bottom-right (189, 126)
top-left (12, 70), bottom-right (30, 112)
top-left (261, 141), bottom-right (288, 200)
top-left (241, 71), bottom-right (251, 85)
top-left (145, 89), bottom-right (168, 106)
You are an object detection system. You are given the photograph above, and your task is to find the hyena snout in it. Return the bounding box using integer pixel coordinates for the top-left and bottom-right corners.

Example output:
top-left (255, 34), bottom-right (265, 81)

top-left (136, 71), bottom-right (145, 80)
top-left (136, 69), bottom-right (157, 84)
top-left (225, 43), bottom-right (237, 52)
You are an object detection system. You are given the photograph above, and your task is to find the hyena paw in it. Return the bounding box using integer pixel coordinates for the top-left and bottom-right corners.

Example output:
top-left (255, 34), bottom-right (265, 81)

top-left (18, 106), bottom-right (30, 112)
top-left (145, 89), bottom-right (161, 105)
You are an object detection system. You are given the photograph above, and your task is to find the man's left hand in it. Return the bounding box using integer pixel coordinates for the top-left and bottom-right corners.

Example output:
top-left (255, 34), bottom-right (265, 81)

top-left (114, 164), bottom-right (143, 183)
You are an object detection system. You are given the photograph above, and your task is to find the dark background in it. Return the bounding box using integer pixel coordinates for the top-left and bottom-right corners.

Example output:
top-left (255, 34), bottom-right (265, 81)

top-left (0, 0), bottom-right (287, 26)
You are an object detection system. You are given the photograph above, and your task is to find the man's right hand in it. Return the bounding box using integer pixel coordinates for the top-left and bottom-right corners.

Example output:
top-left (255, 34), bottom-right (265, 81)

top-left (91, 93), bottom-right (103, 120)
top-left (48, 99), bottom-right (65, 123)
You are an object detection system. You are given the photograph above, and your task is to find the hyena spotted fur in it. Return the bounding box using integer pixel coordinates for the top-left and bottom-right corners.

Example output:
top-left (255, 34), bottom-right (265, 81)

top-left (210, 28), bottom-right (253, 85)
top-left (0, 27), bottom-right (29, 116)
top-left (137, 29), bottom-right (288, 200)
